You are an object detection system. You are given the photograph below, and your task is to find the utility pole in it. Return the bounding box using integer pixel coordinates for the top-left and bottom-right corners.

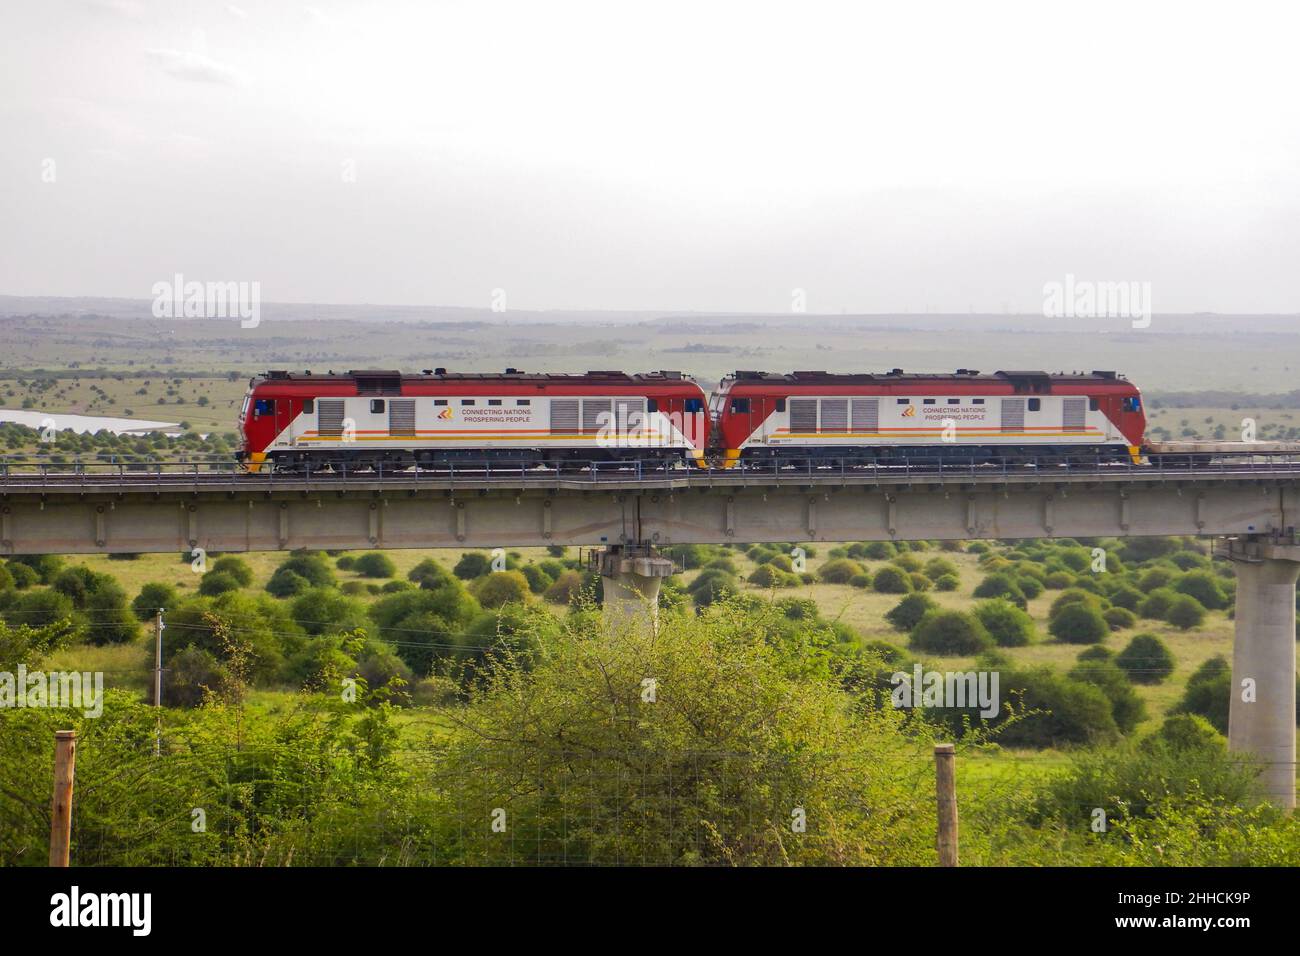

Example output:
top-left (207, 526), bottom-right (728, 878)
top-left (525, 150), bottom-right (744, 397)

top-left (49, 730), bottom-right (77, 867)
top-left (934, 743), bottom-right (959, 866)
top-left (153, 607), bottom-right (165, 756)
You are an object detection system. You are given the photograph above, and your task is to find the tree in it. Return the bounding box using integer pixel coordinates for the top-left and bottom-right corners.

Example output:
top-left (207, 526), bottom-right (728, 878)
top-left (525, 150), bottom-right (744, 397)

top-left (1049, 603), bottom-right (1108, 644)
top-left (1116, 633), bottom-right (1176, 685)
top-left (291, 588), bottom-right (369, 636)
top-left (408, 558), bottom-right (453, 589)
top-left (909, 610), bottom-right (993, 655)
top-left (266, 568), bottom-right (311, 598)
top-left (544, 570), bottom-right (585, 605)
top-left (884, 593), bottom-right (937, 632)
top-left (454, 552), bottom-right (493, 580)
top-left (199, 571), bottom-right (241, 597)
top-left (132, 582), bottom-right (178, 622)
top-left (973, 599), bottom-right (1036, 647)
top-left (1165, 594), bottom-right (1207, 630)
top-left (354, 552), bottom-right (397, 579)
top-left (211, 556), bottom-right (254, 587)
top-left (473, 571), bottom-right (530, 609)
top-left (1174, 570), bottom-right (1227, 610)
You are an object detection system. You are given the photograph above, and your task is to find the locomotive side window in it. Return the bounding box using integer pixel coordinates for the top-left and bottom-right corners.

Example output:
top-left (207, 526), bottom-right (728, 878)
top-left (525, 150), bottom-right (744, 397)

top-left (646, 399), bottom-right (658, 412)
top-left (1089, 398), bottom-right (1100, 411)
top-left (254, 398), bottom-right (274, 416)
top-left (461, 399), bottom-right (475, 406)
top-left (923, 398), bottom-right (936, 405)
top-left (488, 399), bottom-right (502, 406)
top-left (684, 398), bottom-right (704, 414)
top-left (516, 399), bottom-right (531, 406)
top-left (434, 399), bottom-right (448, 406)
top-left (370, 399), bottom-right (385, 413)
top-left (303, 399), bottom-right (314, 414)
top-left (972, 398), bottom-right (985, 405)
top-left (730, 398), bottom-right (750, 413)
top-left (1123, 397), bottom-right (1141, 412)
top-left (947, 398), bottom-right (960, 405)
top-left (775, 398), bottom-right (786, 412)
top-left (1027, 398), bottom-right (1041, 412)
top-left (896, 398), bottom-right (910, 405)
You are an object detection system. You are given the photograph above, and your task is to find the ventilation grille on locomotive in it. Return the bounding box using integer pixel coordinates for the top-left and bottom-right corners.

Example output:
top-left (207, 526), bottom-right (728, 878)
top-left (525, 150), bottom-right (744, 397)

top-left (1063, 398), bottom-right (1086, 432)
top-left (789, 399), bottom-right (817, 433)
top-left (317, 399), bottom-right (346, 438)
top-left (550, 399), bottom-right (579, 435)
top-left (819, 398), bottom-right (849, 432)
top-left (388, 399), bottom-right (416, 437)
top-left (1001, 398), bottom-right (1025, 433)
top-left (851, 398), bottom-right (879, 432)
top-left (582, 399), bottom-right (612, 434)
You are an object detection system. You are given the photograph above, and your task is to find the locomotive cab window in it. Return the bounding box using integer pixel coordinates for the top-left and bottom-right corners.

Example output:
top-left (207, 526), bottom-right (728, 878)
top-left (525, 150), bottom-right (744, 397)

top-left (646, 399), bottom-right (658, 412)
top-left (684, 398), bottom-right (704, 414)
top-left (254, 398), bottom-right (275, 416)
top-left (1089, 398), bottom-right (1100, 411)
top-left (303, 399), bottom-right (314, 413)
top-left (370, 399), bottom-right (385, 414)
top-left (1123, 397), bottom-right (1141, 412)
top-left (1027, 398), bottom-right (1041, 412)
top-left (775, 398), bottom-right (786, 412)
top-left (730, 397), bottom-right (751, 413)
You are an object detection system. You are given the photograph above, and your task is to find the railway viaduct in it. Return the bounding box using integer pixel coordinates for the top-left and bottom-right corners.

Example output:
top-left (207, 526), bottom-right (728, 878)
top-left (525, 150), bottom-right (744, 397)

top-left (3, 457), bottom-right (1299, 807)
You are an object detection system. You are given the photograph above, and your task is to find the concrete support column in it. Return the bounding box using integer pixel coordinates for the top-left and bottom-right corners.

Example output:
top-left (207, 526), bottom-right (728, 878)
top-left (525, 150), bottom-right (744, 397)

top-left (1216, 535), bottom-right (1300, 809)
top-left (594, 544), bottom-right (674, 633)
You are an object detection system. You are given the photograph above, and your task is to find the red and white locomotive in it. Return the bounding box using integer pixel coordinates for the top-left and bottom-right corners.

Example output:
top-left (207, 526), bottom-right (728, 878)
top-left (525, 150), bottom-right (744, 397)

top-left (236, 368), bottom-right (709, 471)
top-left (712, 369), bottom-right (1146, 465)
top-left (236, 366), bottom-right (1148, 470)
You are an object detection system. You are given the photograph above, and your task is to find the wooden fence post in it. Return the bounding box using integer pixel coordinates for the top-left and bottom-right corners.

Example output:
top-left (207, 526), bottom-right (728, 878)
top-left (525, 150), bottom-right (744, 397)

top-left (934, 743), bottom-right (958, 866)
top-left (49, 730), bottom-right (77, 867)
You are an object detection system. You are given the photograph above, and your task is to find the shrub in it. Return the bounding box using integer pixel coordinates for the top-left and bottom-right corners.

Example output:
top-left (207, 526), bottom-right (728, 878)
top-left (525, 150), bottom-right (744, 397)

top-left (544, 571), bottom-right (585, 605)
top-left (473, 571), bottom-right (531, 609)
top-left (519, 564), bottom-right (554, 594)
top-left (265, 568), bottom-right (311, 598)
top-left (271, 553), bottom-right (334, 590)
top-left (1138, 566), bottom-right (1177, 593)
top-left (749, 564), bottom-right (796, 588)
top-left (132, 582), bottom-right (178, 622)
top-left (1165, 594), bottom-right (1207, 630)
top-left (1049, 603), bottom-right (1109, 644)
top-left (923, 557), bottom-right (959, 580)
top-left (907, 572), bottom-right (932, 592)
top-left (1107, 584), bottom-right (1144, 611)
top-left (1137, 587), bottom-right (1178, 619)
top-left (971, 665), bottom-right (1120, 748)
top-left (972, 573), bottom-right (1026, 608)
top-left (1173, 656), bottom-right (1231, 732)
top-left (198, 571), bottom-right (241, 597)
top-left (5, 563), bottom-right (38, 589)
top-left (884, 593), bottom-right (937, 632)
top-left (354, 552), bottom-right (397, 579)
top-left (1103, 606), bottom-right (1137, 631)
top-left (934, 573), bottom-right (960, 592)
top-left (210, 556), bottom-right (254, 586)
top-left (862, 541), bottom-right (896, 560)
top-left (6, 589), bottom-right (77, 632)
top-left (818, 558), bottom-right (864, 585)
top-left (159, 646), bottom-right (226, 708)
top-left (866, 565), bottom-right (908, 594)
top-left (1115, 633), bottom-right (1175, 685)
top-left (453, 552), bottom-right (493, 580)
top-left (1149, 713), bottom-right (1222, 752)
top-left (1174, 571), bottom-right (1227, 610)
top-left (910, 610), bottom-right (993, 655)
top-left (891, 553), bottom-right (923, 573)
top-left (849, 573), bottom-right (873, 589)
top-left (1068, 657), bottom-right (1145, 733)
top-left (1016, 575), bottom-right (1044, 599)
top-left (973, 599), bottom-right (1036, 647)
top-left (1048, 589), bottom-right (1103, 620)
top-left (1043, 570), bottom-right (1074, 589)
top-left (336, 555), bottom-right (357, 570)
top-left (408, 558), bottom-right (454, 590)
top-left (290, 588), bottom-right (369, 636)
top-left (341, 580), bottom-right (368, 596)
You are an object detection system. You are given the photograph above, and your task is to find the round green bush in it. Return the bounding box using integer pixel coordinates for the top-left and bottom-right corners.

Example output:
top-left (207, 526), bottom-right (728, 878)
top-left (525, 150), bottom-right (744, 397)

top-left (884, 592), bottom-right (937, 632)
top-left (198, 571), bottom-right (241, 597)
top-left (1103, 606), bottom-right (1137, 631)
top-left (354, 552), bottom-right (398, 579)
top-left (1165, 594), bottom-right (1207, 630)
top-left (973, 598), bottom-right (1036, 647)
top-left (132, 582), bottom-right (178, 621)
top-left (1106, 584), bottom-right (1144, 611)
top-left (872, 565), bottom-right (912, 594)
top-left (972, 573), bottom-right (1027, 608)
top-left (1043, 570), bottom-right (1075, 589)
top-left (1016, 575), bottom-right (1044, 599)
top-left (265, 568), bottom-right (311, 598)
top-left (1138, 566), bottom-right (1177, 593)
top-left (1173, 570), bottom-right (1227, 610)
top-left (849, 573), bottom-right (873, 589)
top-left (934, 573), bottom-right (960, 592)
top-left (544, 570), bottom-right (585, 605)
top-left (909, 609), bottom-right (994, 655)
top-left (1137, 587), bottom-right (1178, 620)
top-left (1115, 632), bottom-right (1175, 684)
top-left (818, 558), bottom-right (865, 584)
top-left (473, 571), bottom-right (531, 609)
top-left (453, 552), bottom-right (493, 580)
top-left (211, 556), bottom-right (254, 586)
top-left (907, 572), bottom-right (932, 592)
top-left (1049, 603), bottom-right (1109, 644)
top-left (336, 555), bottom-right (357, 570)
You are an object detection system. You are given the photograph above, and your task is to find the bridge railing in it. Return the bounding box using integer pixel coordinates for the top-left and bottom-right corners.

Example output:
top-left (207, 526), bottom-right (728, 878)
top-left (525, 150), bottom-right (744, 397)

top-left (5, 450), bottom-right (1300, 487)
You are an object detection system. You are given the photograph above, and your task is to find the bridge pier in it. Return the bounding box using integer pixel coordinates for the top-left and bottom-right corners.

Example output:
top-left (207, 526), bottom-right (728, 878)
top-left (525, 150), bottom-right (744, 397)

top-left (1216, 534), bottom-right (1300, 809)
top-left (593, 544), bottom-right (673, 633)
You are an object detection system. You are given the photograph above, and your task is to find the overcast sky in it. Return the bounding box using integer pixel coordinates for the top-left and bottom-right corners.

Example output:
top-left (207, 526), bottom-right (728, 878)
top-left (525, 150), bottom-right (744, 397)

top-left (1, 0), bottom-right (1297, 314)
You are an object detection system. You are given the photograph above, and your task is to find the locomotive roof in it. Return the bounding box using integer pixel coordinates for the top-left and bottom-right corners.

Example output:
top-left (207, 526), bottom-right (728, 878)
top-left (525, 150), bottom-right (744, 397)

top-left (257, 368), bottom-right (696, 384)
top-left (727, 369), bottom-right (1130, 385)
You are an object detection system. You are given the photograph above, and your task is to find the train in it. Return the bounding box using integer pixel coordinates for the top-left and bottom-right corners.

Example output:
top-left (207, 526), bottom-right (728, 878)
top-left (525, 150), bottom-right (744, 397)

top-left (235, 366), bottom-right (1148, 471)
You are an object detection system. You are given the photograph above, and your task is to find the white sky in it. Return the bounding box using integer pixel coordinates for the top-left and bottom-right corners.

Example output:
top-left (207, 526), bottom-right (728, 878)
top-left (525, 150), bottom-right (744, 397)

top-left (1, 0), bottom-right (1297, 313)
